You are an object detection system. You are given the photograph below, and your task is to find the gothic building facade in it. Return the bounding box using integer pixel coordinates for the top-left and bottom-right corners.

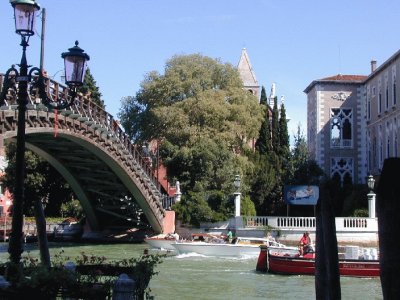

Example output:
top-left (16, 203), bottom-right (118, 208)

top-left (305, 49), bottom-right (400, 184)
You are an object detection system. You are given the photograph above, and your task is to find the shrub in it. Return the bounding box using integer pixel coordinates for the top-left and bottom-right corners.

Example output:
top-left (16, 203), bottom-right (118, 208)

top-left (353, 208), bottom-right (369, 217)
top-left (1, 250), bottom-right (164, 299)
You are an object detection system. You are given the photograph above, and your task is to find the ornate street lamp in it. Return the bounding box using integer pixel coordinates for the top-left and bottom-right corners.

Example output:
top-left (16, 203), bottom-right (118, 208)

top-left (367, 174), bottom-right (375, 193)
top-left (2, 0), bottom-right (90, 264)
top-left (11, 0), bottom-right (40, 37)
top-left (233, 175), bottom-right (241, 217)
top-left (62, 41), bottom-right (90, 88)
top-left (234, 174), bottom-right (241, 192)
top-left (367, 175), bottom-right (376, 218)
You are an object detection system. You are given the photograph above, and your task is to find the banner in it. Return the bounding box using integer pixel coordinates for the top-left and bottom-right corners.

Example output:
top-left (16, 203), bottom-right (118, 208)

top-left (284, 185), bottom-right (319, 205)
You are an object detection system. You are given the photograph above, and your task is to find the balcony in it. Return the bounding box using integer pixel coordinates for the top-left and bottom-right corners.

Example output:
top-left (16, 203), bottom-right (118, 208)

top-left (331, 138), bottom-right (353, 149)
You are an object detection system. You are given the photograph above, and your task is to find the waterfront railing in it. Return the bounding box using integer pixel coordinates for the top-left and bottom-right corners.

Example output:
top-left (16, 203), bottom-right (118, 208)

top-left (243, 216), bottom-right (378, 232)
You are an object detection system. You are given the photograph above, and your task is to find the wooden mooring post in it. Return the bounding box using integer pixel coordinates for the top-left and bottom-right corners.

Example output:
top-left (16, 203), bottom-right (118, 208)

top-left (315, 182), bottom-right (341, 299)
top-left (376, 158), bottom-right (400, 299)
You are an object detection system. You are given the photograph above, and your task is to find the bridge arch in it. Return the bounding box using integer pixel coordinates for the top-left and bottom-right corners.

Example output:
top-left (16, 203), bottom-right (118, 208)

top-left (0, 75), bottom-right (168, 233)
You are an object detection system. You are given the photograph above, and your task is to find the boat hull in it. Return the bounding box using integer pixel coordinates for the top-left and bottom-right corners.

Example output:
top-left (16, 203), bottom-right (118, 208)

top-left (256, 246), bottom-right (380, 277)
top-left (267, 254), bottom-right (380, 277)
top-left (144, 238), bottom-right (177, 251)
top-left (173, 242), bottom-right (261, 257)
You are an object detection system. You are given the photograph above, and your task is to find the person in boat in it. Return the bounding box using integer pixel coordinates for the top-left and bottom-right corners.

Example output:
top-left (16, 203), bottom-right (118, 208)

top-left (299, 232), bottom-right (312, 256)
top-left (226, 230), bottom-right (233, 243)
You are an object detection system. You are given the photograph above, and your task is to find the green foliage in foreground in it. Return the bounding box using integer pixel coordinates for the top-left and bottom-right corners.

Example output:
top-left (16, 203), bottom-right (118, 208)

top-left (2, 250), bottom-right (164, 299)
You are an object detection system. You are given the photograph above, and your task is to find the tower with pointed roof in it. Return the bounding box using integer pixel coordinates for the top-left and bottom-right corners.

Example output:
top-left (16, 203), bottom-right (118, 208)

top-left (237, 48), bottom-right (260, 100)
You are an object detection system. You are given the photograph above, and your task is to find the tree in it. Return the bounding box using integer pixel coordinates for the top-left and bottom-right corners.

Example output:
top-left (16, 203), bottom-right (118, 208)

top-left (260, 86), bottom-right (267, 105)
top-left (172, 192), bottom-right (215, 227)
top-left (278, 103), bottom-right (290, 161)
top-left (291, 124), bottom-right (309, 172)
top-left (2, 143), bottom-right (73, 216)
top-left (160, 138), bottom-right (237, 193)
top-left (119, 54), bottom-right (263, 197)
top-left (255, 88), bottom-right (272, 155)
top-left (288, 124), bottom-right (325, 186)
top-left (118, 54), bottom-right (262, 144)
top-left (79, 68), bottom-right (105, 109)
top-left (248, 153), bottom-right (284, 215)
top-left (241, 195), bottom-right (257, 216)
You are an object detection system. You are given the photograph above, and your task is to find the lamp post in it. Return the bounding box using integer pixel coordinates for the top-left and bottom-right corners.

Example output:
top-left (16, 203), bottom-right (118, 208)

top-left (233, 175), bottom-right (241, 217)
top-left (232, 174), bottom-right (243, 230)
top-left (367, 175), bottom-right (376, 218)
top-left (2, 0), bottom-right (90, 265)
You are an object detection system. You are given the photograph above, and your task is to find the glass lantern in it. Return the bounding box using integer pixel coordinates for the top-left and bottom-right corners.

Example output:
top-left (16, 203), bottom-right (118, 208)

top-left (10, 0), bottom-right (40, 37)
top-left (61, 41), bottom-right (90, 87)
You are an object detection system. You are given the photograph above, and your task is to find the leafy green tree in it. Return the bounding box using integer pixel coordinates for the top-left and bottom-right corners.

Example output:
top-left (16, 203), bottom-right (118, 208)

top-left (172, 192), bottom-right (215, 227)
top-left (278, 103), bottom-right (290, 161)
top-left (287, 123), bottom-right (325, 186)
top-left (292, 160), bottom-right (325, 186)
top-left (118, 54), bottom-right (262, 144)
top-left (291, 124), bottom-right (309, 172)
top-left (248, 153), bottom-right (284, 215)
top-left (260, 86), bottom-right (267, 105)
top-left (79, 68), bottom-right (104, 108)
top-left (60, 199), bottom-right (84, 219)
top-left (160, 138), bottom-right (237, 193)
top-left (120, 54), bottom-right (263, 198)
top-left (255, 103), bottom-right (272, 155)
top-left (206, 191), bottom-right (233, 221)
top-left (241, 195), bottom-right (257, 216)
top-left (251, 96), bottom-right (290, 216)
top-left (3, 143), bottom-right (73, 216)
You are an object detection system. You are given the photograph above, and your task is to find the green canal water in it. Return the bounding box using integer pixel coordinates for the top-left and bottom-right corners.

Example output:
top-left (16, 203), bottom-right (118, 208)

top-left (0, 242), bottom-right (382, 299)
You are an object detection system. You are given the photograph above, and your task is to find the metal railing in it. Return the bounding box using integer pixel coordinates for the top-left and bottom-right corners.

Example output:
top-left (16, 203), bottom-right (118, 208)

top-left (0, 74), bottom-right (167, 222)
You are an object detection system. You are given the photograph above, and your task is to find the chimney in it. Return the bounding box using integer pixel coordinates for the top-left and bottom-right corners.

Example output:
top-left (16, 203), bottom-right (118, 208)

top-left (371, 60), bottom-right (377, 73)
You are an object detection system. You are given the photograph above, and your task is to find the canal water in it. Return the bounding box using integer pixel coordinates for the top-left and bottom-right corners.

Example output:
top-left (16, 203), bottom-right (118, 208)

top-left (0, 242), bottom-right (382, 299)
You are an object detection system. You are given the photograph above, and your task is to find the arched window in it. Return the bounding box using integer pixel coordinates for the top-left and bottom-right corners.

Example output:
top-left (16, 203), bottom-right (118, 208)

top-left (331, 157), bottom-right (353, 185)
top-left (330, 108), bottom-right (352, 148)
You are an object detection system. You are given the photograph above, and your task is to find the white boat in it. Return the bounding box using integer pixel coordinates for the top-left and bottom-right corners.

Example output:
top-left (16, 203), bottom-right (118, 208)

top-left (172, 236), bottom-right (287, 257)
top-left (145, 232), bottom-right (221, 251)
top-left (144, 234), bottom-right (179, 251)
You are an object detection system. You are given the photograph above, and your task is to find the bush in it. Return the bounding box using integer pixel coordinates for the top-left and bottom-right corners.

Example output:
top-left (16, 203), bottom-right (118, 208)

top-left (1, 250), bottom-right (164, 299)
top-left (353, 208), bottom-right (369, 217)
top-left (60, 199), bottom-right (84, 220)
top-left (241, 195), bottom-right (256, 216)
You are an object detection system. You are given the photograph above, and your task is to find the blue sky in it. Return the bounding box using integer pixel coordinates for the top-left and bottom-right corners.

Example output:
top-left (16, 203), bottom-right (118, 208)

top-left (1, 0), bottom-right (400, 140)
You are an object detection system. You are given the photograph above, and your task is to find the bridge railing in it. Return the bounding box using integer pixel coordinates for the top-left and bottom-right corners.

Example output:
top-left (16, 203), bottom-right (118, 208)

top-left (161, 195), bottom-right (176, 210)
top-left (243, 216), bottom-right (378, 232)
top-left (0, 73), bottom-right (165, 208)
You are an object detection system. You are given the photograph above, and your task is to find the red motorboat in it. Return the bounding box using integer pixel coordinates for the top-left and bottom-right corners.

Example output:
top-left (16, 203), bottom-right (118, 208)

top-left (256, 245), bottom-right (380, 277)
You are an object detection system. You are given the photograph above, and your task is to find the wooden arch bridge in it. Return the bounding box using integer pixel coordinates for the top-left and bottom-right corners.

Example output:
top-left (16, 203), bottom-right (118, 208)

top-left (0, 74), bottom-right (173, 234)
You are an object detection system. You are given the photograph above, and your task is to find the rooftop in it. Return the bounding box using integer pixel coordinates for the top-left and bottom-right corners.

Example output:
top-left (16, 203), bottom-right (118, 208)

top-left (320, 74), bottom-right (368, 82)
top-left (304, 74), bottom-right (367, 93)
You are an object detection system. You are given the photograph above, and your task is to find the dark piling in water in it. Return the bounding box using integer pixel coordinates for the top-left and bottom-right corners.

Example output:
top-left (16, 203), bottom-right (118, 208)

top-left (315, 182), bottom-right (341, 299)
top-left (376, 158), bottom-right (400, 299)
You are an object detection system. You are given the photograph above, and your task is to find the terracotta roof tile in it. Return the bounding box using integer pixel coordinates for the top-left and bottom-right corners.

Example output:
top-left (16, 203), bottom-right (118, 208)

top-left (320, 74), bottom-right (367, 82)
